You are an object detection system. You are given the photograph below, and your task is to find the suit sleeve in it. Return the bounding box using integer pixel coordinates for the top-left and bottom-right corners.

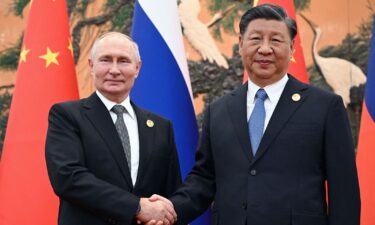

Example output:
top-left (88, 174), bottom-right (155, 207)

top-left (324, 96), bottom-right (360, 225)
top-left (171, 105), bottom-right (216, 224)
top-left (164, 121), bottom-right (183, 196)
top-left (45, 104), bottom-right (139, 225)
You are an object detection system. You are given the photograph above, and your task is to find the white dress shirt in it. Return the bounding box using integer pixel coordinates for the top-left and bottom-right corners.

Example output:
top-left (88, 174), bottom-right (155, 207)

top-left (247, 75), bottom-right (289, 133)
top-left (96, 91), bottom-right (140, 185)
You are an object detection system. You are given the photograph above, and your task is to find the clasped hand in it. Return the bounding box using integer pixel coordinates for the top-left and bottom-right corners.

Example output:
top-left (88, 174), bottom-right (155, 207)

top-left (136, 194), bottom-right (176, 225)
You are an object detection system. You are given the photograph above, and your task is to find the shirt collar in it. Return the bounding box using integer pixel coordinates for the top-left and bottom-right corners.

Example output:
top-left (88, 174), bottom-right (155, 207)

top-left (247, 74), bottom-right (289, 104)
top-left (96, 90), bottom-right (136, 120)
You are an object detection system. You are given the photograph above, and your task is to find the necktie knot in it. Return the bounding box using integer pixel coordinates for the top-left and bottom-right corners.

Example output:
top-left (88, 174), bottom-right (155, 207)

top-left (111, 105), bottom-right (126, 115)
top-left (256, 89), bottom-right (267, 101)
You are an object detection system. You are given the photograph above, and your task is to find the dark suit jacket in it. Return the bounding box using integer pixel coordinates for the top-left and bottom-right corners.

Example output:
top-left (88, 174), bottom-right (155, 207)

top-left (171, 75), bottom-right (360, 225)
top-left (45, 93), bottom-right (182, 225)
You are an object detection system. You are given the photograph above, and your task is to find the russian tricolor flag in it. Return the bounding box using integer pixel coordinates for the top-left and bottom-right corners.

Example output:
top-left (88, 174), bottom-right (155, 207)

top-left (357, 17), bottom-right (375, 225)
top-left (131, 1), bottom-right (209, 224)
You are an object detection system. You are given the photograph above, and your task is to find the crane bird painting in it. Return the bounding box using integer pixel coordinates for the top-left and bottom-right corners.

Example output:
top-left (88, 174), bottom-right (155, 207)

top-left (300, 14), bottom-right (367, 107)
top-left (178, 0), bottom-right (229, 69)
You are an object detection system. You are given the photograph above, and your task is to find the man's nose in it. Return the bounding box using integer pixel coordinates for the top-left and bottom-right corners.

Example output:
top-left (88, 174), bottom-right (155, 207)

top-left (258, 41), bottom-right (273, 55)
top-left (109, 62), bottom-right (121, 75)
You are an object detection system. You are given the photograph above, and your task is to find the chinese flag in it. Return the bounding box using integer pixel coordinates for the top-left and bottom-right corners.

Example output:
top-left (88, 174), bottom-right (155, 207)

top-left (356, 17), bottom-right (375, 225)
top-left (243, 0), bottom-right (309, 84)
top-left (0, 0), bottom-right (79, 224)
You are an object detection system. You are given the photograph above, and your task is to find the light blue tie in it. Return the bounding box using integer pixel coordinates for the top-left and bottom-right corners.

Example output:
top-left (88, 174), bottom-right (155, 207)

top-left (249, 89), bottom-right (268, 156)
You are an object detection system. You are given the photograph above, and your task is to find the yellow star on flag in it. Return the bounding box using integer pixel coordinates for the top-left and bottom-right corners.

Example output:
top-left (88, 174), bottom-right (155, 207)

top-left (68, 38), bottom-right (74, 56)
top-left (40, 47), bottom-right (60, 67)
top-left (290, 56), bottom-right (296, 63)
top-left (20, 46), bottom-right (30, 63)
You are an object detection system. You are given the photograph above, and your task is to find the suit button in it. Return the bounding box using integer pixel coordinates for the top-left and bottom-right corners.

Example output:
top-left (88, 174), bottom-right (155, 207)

top-left (250, 169), bottom-right (257, 176)
top-left (242, 202), bottom-right (247, 210)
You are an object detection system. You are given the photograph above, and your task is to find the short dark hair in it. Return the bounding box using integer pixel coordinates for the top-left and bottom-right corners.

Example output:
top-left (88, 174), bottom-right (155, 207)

top-left (239, 4), bottom-right (297, 41)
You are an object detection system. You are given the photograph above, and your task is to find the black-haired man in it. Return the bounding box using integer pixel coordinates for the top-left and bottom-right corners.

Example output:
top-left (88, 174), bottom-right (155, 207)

top-left (153, 4), bottom-right (360, 225)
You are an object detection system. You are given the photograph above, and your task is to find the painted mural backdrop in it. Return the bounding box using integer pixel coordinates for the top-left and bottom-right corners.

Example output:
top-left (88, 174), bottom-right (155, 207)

top-left (0, 0), bottom-right (374, 155)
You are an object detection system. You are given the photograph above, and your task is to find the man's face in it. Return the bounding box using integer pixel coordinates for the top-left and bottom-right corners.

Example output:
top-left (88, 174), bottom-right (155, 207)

top-left (239, 19), bottom-right (294, 87)
top-left (89, 35), bottom-right (141, 102)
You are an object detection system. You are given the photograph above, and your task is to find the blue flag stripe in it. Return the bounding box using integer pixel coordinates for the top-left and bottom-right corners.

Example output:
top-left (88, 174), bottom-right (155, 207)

top-left (365, 17), bottom-right (375, 122)
top-left (131, 2), bottom-right (197, 177)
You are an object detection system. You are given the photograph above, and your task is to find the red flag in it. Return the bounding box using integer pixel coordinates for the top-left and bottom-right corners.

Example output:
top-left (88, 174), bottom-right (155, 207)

top-left (357, 106), bottom-right (375, 225)
top-left (356, 17), bottom-right (375, 225)
top-left (0, 0), bottom-right (79, 224)
top-left (243, 0), bottom-right (309, 84)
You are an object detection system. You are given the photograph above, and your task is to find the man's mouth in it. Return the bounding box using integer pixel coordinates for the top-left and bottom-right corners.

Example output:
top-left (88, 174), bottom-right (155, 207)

top-left (255, 59), bottom-right (273, 65)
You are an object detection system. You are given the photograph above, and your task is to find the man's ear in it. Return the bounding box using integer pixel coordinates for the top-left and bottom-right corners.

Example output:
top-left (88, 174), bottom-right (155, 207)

top-left (290, 40), bottom-right (295, 51)
top-left (290, 40), bottom-right (295, 58)
top-left (135, 60), bottom-right (142, 78)
top-left (239, 36), bottom-right (243, 55)
top-left (88, 58), bottom-right (93, 69)
top-left (88, 59), bottom-right (95, 76)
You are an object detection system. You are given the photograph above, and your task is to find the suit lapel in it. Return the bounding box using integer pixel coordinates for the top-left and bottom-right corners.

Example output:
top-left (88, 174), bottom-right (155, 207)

top-left (227, 84), bottom-right (254, 162)
top-left (83, 93), bottom-right (133, 189)
top-left (132, 103), bottom-right (155, 190)
top-left (251, 76), bottom-right (309, 165)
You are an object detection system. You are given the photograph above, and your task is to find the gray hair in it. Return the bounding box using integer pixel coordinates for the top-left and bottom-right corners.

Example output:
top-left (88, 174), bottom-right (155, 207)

top-left (90, 32), bottom-right (141, 62)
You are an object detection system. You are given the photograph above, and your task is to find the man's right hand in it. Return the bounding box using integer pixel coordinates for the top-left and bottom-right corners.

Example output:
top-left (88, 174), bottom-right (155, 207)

top-left (136, 197), bottom-right (177, 225)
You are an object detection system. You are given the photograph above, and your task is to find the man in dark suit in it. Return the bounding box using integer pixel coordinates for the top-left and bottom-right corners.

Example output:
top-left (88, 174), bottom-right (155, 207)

top-left (151, 4), bottom-right (360, 225)
top-left (45, 32), bottom-right (179, 225)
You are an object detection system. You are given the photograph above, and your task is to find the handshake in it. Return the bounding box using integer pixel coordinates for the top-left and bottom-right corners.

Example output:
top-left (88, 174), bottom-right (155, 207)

top-left (136, 194), bottom-right (177, 225)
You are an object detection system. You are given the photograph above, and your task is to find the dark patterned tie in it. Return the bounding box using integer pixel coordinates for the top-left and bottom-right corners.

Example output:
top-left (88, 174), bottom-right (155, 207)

top-left (111, 105), bottom-right (131, 172)
top-left (248, 89), bottom-right (268, 156)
